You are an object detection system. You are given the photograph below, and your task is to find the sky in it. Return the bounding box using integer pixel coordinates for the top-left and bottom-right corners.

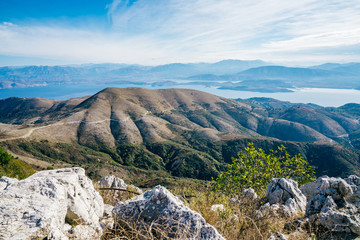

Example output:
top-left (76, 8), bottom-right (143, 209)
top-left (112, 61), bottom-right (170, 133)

top-left (0, 0), bottom-right (360, 66)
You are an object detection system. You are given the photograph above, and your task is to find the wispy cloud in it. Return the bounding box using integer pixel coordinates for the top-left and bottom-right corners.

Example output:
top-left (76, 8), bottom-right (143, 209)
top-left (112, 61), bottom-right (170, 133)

top-left (1, 0), bottom-right (360, 65)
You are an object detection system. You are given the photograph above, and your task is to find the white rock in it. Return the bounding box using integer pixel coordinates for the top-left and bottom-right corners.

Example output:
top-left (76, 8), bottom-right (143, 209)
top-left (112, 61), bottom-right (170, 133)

top-left (210, 204), bottom-right (225, 213)
top-left (263, 178), bottom-right (307, 216)
top-left (268, 232), bottom-right (287, 240)
top-left (242, 188), bottom-right (258, 200)
top-left (99, 175), bottom-right (127, 189)
top-left (129, 184), bottom-right (143, 194)
top-left (0, 176), bottom-right (18, 190)
top-left (303, 176), bottom-right (360, 237)
top-left (112, 185), bottom-right (225, 240)
top-left (301, 176), bottom-right (353, 202)
top-left (0, 167), bottom-right (104, 240)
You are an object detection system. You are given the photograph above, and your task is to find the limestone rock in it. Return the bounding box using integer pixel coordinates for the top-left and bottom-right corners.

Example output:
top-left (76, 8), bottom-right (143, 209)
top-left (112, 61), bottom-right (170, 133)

top-left (129, 184), bottom-right (143, 194)
top-left (0, 167), bottom-right (104, 240)
top-left (99, 175), bottom-right (142, 194)
top-left (301, 176), bottom-right (353, 202)
top-left (0, 176), bottom-right (18, 190)
top-left (262, 178), bottom-right (306, 217)
top-left (242, 188), bottom-right (258, 200)
top-left (268, 232), bottom-right (287, 240)
top-left (99, 175), bottom-right (127, 189)
top-left (113, 185), bottom-right (225, 240)
top-left (210, 204), bottom-right (225, 213)
top-left (303, 175), bottom-right (360, 237)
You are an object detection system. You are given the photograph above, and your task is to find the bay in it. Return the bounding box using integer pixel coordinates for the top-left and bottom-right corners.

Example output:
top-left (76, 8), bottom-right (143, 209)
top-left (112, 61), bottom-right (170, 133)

top-left (0, 83), bottom-right (360, 107)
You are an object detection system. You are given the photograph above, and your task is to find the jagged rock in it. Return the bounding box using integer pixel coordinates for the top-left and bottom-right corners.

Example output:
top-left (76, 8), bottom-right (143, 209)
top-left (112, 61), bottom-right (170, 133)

top-left (129, 184), bottom-right (143, 194)
top-left (0, 176), bottom-right (18, 190)
top-left (113, 185), bottom-right (225, 240)
top-left (268, 232), bottom-right (287, 240)
top-left (99, 175), bottom-right (142, 194)
top-left (262, 178), bottom-right (306, 217)
top-left (318, 210), bottom-right (360, 235)
top-left (346, 175), bottom-right (360, 208)
top-left (210, 204), bottom-right (225, 213)
top-left (242, 188), bottom-right (258, 200)
top-left (103, 204), bottom-right (114, 218)
top-left (0, 167), bottom-right (104, 240)
top-left (303, 175), bottom-right (360, 237)
top-left (301, 176), bottom-right (353, 202)
top-left (99, 175), bottom-right (127, 189)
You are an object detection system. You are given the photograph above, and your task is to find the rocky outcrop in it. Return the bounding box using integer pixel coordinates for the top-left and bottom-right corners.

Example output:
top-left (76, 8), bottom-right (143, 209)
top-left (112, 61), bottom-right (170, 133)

top-left (300, 176), bottom-right (360, 237)
top-left (0, 167), bottom-right (104, 240)
top-left (301, 176), bottom-right (353, 203)
top-left (112, 185), bottom-right (225, 240)
top-left (242, 187), bottom-right (258, 200)
top-left (268, 232), bottom-right (287, 240)
top-left (99, 175), bottom-right (143, 194)
top-left (261, 178), bottom-right (307, 217)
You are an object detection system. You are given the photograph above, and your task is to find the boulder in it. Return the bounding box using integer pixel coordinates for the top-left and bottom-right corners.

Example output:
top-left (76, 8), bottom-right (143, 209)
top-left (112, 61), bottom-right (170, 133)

top-left (112, 185), bottom-right (225, 239)
top-left (210, 204), bottom-right (226, 213)
top-left (99, 175), bottom-right (127, 189)
top-left (242, 188), bottom-right (258, 200)
top-left (262, 178), bottom-right (306, 217)
top-left (268, 232), bottom-right (287, 240)
top-left (303, 176), bottom-right (360, 237)
top-left (99, 175), bottom-right (142, 194)
top-left (301, 176), bottom-right (353, 203)
top-left (0, 167), bottom-right (104, 240)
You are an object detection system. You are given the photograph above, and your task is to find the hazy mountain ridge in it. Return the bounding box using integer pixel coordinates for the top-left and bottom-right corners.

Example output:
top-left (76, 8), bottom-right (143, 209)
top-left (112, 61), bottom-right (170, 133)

top-left (1, 60), bottom-right (359, 92)
top-left (0, 60), bottom-right (268, 89)
top-left (0, 88), bottom-right (360, 179)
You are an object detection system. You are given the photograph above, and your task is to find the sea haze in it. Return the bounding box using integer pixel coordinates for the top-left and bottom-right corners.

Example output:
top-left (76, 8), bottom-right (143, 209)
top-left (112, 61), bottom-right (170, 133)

top-left (0, 60), bottom-right (359, 107)
top-left (0, 83), bottom-right (360, 107)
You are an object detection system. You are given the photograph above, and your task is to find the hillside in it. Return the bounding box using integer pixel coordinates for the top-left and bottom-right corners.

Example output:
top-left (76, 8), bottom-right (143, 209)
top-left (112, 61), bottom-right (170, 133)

top-left (0, 87), bottom-right (359, 180)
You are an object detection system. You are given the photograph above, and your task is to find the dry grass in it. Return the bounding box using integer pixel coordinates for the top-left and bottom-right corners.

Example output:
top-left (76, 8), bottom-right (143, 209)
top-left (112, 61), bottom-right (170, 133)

top-left (97, 185), bottom-right (334, 240)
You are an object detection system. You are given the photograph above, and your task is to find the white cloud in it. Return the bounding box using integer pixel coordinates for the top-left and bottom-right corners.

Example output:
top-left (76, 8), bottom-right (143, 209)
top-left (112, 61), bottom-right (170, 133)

top-left (1, 0), bottom-right (360, 65)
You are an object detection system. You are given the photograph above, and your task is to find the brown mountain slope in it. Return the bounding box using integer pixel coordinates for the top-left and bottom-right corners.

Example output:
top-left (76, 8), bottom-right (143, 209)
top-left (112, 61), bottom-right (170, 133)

top-left (0, 87), bottom-right (359, 179)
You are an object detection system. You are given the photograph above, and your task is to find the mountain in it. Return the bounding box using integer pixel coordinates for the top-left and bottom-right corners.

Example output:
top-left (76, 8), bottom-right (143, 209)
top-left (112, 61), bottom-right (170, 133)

top-left (0, 87), bottom-right (359, 180)
top-left (0, 60), bottom-right (269, 89)
top-left (311, 62), bottom-right (360, 75)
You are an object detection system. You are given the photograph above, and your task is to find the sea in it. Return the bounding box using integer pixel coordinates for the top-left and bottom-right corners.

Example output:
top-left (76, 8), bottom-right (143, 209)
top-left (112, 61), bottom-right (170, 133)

top-left (0, 83), bottom-right (359, 107)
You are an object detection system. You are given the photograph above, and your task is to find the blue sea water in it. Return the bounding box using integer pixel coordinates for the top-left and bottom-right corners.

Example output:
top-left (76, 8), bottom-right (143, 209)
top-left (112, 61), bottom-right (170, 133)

top-left (1, 83), bottom-right (360, 107)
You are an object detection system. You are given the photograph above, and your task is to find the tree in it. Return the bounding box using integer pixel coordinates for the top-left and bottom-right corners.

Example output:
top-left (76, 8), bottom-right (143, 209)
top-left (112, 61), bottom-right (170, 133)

top-left (212, 143), bottom-right (315, 195)
top-left (0, 147), bottom-right (13, 166)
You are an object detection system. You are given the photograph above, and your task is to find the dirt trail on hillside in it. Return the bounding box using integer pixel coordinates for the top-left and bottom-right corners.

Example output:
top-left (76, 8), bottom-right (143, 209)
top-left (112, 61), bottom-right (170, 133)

top-left (0, 118), bottom-right (133, 142)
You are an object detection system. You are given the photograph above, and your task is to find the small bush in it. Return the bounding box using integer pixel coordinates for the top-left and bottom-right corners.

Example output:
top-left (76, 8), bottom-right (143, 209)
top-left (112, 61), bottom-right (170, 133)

top-left (0, 147), bottom-right (12, 165)
top-left (212, 143), bottom-right (315, 195)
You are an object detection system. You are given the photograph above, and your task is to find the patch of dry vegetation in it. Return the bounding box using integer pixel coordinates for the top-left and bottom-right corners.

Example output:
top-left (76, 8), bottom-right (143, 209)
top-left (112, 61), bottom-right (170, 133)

top-left (98, 184), bottom-right (315, 240)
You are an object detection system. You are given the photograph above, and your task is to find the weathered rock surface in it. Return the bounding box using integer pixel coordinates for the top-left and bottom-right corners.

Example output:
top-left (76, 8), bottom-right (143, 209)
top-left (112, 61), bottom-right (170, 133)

top-left (301, 176), bottom-right (360, 237)
top-left (268, 232), bottom-right (287, 240)
top-left (99, 175), bottom-right (142, 194)
top-left (100, 175), bottom-right (128, 189)
top-left (242, 187), bottom-right (258, 200)
top-left (0, 167), bottom-right (104, 240)
top-left (262, 178), bottom-right (307, 217)
top-left (113, 185), bottom-right (225, 239)
top-left (210, 204), bottom-right (226, 213)
top-left (301, 176), bottom-right (353, 203)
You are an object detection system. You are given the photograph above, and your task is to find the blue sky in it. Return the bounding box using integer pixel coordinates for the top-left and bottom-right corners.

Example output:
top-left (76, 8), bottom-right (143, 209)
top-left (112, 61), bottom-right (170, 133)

top-left (1, 0), bottom-right (360, 66)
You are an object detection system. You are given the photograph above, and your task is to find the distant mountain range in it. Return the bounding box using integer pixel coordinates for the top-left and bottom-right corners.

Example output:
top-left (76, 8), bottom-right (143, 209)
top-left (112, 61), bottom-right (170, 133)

top-left (0, 87), bottom-right (359, 180)
top-left (1, 60), bottom-right (359, 92)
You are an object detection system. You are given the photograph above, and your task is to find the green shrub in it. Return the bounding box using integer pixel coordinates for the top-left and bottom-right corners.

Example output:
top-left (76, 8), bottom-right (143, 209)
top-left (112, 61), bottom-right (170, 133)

top-left (212, 143), bottom-right (315, 195)
top-left (0, 147), bottom-right (13, 165)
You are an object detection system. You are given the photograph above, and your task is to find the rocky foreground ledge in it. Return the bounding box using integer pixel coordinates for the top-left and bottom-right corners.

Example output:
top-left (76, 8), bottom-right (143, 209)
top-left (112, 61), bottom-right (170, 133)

top-left (0, 167), bottom-right (224, 240)
top-left (2, 168), bottom-right (360, 239)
